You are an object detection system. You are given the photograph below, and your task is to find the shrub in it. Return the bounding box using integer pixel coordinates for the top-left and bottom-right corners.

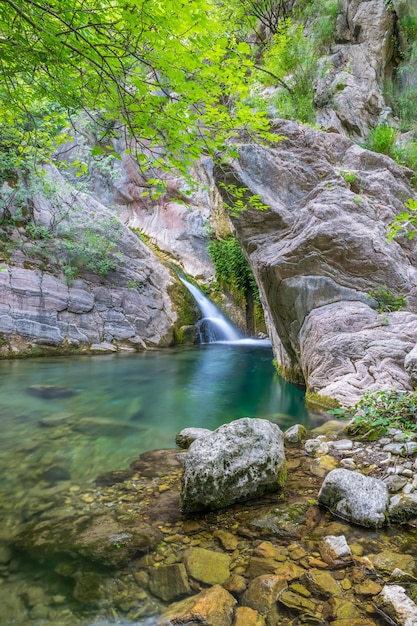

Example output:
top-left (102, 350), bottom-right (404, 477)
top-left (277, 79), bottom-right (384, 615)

top-left (365, 124), bottom-right (397, 156)
top-left (330, 389), bottom-right (417, 438)
top-left (368, 286), bottom-right (407, 313)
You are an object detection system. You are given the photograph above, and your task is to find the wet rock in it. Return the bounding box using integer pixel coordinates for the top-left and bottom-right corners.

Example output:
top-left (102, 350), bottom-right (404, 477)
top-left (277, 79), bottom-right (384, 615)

top-left (318, 469), bottom-right (389, 527)
top-left (319, 535), bottom-right (353, 569)
top-left (213, 529), bottom-right (238, 551)
top-left (301, 568), bottom-right (342, 599)
top-left (26, 385), bottom-right (77, 399)
top-left (249, 501), bottom-right (310, 539)
top-left (273, 561), bottom-right (306, 582)
top-left (224, 574), bottom-right (247, 595)
top-left (389, 492), bottom-right (417, 523)
top-left (14, 514), bottom-right (163, 567)
top-left (181, 418), bottom-right (286, 512)
top-left (368, 550), bottom-right (416, 576)
top-left (277, 589), bottom-right (317, 615)
top-left (233, 605), bottom-right (265, 626)
top-left (72, 417), bottom-right (144, 438)
top-left (175, 427), bottom-right (212, 449)
top-left (284, 424), bottom-right (307, 446)
top-left (374, 584), bottom-right (417, 626)
top-left (149, 563), bottom-right (190, 602)
top-left (183, 547), bottom-right (231, 585)
top-left (323, 597), bottom-right (361, 621)
top-left (0, 544), bottom-right (13, 565)
top-left (354, 580), bottom-right (382, 596)
top-left (157, 584), bottom-right (237, 626)
top-left (242, 574), bottom-right (287, 623)
top-left (40, 465), bottom-right (71, 483)
top-left (73, 571), bottom-right (104, 604)
top-left (94, 469), bottom-right (133, 487)
top-left (304, 438), bottom-right (330, 457)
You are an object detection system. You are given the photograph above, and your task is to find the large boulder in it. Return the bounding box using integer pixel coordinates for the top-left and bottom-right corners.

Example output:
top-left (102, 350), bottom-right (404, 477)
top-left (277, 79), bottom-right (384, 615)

top-left (318, 468), bottom-right (389, 527)
top-left (216, 119), bottom-right (417, 405)
top-left (180, 418), bottom-right (286, 513)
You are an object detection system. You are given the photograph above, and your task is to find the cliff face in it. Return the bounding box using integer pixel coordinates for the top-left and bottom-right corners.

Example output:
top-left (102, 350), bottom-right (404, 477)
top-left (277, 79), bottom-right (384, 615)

top-left (0, 168), bottom-right (188, 357)
top-left (216, 120), bottom-right (417, 405)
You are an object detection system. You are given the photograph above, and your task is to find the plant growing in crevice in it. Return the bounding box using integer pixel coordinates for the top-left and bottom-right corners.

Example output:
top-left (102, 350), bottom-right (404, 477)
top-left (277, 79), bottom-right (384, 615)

top-left (368, 286), bottom-right (407, 313)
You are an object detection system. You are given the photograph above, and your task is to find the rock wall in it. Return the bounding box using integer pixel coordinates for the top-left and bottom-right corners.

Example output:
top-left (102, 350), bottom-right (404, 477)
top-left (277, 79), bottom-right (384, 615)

top-left (216, 119), bottom-right (417, 405)
top-left (315, 0), bottom-right (394, 139)
top-left (0, 169), bottom-right (189, 357)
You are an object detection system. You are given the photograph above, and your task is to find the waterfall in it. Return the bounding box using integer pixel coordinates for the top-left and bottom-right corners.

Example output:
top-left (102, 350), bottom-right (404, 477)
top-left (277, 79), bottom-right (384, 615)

top-left (180, 276), bottom-right (271, 346)
top-left (180, 277), bottom-right (243, 343)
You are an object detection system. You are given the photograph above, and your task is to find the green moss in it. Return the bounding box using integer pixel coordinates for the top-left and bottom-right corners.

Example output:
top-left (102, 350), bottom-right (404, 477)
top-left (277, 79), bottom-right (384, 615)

top-left (273, 359), bottom-right (305, 386)
top-left (305, 391), bottom-right (340, 410)
top-left (167, 278), bottom-right (199, 346)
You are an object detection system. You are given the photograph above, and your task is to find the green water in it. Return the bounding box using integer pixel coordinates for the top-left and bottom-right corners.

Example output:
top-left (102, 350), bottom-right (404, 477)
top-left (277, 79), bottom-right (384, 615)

top-left (0, 344), bottom-right (311, 494)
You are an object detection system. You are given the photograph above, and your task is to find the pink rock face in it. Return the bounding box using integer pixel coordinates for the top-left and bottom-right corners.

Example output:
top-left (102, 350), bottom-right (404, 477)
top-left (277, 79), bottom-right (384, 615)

top-left (217, 119), bottom-right (417, 405)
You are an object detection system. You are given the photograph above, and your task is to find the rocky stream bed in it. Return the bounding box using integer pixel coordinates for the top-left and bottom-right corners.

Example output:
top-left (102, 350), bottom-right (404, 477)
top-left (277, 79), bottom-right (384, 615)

top-left (2, 419), bottom-right (417, 625)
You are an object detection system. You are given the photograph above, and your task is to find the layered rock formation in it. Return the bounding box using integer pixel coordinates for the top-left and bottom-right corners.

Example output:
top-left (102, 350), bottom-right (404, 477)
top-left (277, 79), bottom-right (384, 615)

top-left (0, 168), bottom-right (190, 356)
top-left (216, 119), bottom-right (417, 405)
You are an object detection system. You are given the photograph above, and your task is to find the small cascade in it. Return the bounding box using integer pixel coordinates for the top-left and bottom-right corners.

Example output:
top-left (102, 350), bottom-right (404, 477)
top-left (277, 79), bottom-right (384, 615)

top-left (180, 277), bottom-right (243, 343)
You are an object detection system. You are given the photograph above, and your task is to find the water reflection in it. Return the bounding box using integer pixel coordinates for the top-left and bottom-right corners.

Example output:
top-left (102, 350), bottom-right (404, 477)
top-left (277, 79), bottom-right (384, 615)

top-left (0, 345), bottom-right (311, 489)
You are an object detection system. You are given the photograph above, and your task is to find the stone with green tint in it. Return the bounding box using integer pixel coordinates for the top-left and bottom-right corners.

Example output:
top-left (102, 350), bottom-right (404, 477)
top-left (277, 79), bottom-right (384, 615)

top-left (368, 550), bottom-right (415, 576)
top-left (149, 563), bottom-right (190, 601)
top-left (278, 590), bottom-right (316, 614)
top-left (301, 568), bottom-right (342, 599)
top-left (181, 418), bottom-right (286, 512)
top-left (183, 547), bottom-right (231, 585)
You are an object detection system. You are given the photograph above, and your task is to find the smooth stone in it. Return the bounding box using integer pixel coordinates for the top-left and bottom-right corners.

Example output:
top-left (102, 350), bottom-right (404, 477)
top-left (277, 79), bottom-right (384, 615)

top-left (318, 468), bottom-right (389, 527)
top-left (72, 417), bottom-right (143, 437)
top-left (175, 427), bottom-right (212, 449)
top-left (0, 545), bottom-right (13, 565)
top-left (183, 547), bottom-right (231, 585)
top-left (304, 439), bottom-right (330, 457)
top-left (324, 597), bottom-right (361, 620)
top-left (26, 385), bottom-right (77, 399)
top-left (301, 568), bottom-right (342, 599)
top-left (233, 605), bottom-right (265, 626)
top-left (330, 439), bottom-right (354, 451)
top-left (284, 424), bottom-right (307, 446)
top-left (383, 442), bottom-right (417, 455)
top-left (213, 529), bottom-right (239, 551)
top-left (148, 563), bottom-right (190, 601)
top-left (354, 580), bottom-right (382, 596)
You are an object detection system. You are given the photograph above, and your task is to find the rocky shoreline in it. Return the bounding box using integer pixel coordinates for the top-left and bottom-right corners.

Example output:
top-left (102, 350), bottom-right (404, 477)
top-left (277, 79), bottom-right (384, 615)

top-left (2, 418), bottom-right (417, 625)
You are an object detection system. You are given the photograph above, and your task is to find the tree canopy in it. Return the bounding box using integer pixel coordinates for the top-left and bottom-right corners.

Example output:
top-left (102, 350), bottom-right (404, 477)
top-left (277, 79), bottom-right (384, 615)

top-left (0, 0), bottom-right (274, 174)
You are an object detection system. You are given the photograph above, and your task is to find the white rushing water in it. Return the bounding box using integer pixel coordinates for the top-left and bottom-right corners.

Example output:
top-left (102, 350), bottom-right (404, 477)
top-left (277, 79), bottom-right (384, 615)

top-left (180, 276), bottom-right (270, 345)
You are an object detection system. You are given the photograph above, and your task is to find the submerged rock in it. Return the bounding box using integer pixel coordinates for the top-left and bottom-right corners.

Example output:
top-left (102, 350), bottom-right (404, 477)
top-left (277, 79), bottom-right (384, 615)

top-left (156, 584), bottom-right (236, 626)
top-left (318, 468), bottom-right (389, 527)
top-left (26, 385), bottom-right (77, 399)
top-left (180, 418), bottom-right (286, 512)
top-left (14, 514), bottom-right (162, 567)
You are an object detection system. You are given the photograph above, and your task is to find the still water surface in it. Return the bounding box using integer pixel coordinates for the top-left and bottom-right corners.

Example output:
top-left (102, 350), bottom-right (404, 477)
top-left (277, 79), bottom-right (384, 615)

top-left (0, 343), bottom-right (315, 625)
top-left (0, 343), bottom-right (311, 492)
